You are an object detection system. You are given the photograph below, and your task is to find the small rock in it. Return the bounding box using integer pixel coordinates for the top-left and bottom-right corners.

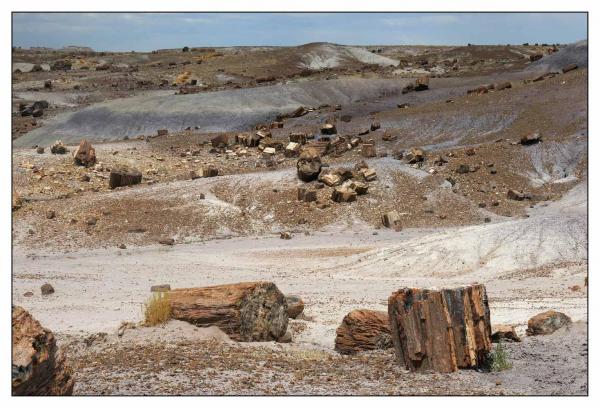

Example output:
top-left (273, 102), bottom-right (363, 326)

top-left (41, 283), bottom-right (54, 296)
top-left (286, 295), bottom-right (305, 319)
top-left (158, 237), bottom-right (175, 246)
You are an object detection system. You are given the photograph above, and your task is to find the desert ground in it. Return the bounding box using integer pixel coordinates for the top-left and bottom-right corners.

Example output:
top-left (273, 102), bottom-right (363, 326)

top-left (12, 41), bottom-right (588, 395)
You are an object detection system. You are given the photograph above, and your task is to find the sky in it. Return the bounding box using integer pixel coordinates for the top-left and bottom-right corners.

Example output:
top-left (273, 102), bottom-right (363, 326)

top-left (12, 12), bottom-right (588, 52)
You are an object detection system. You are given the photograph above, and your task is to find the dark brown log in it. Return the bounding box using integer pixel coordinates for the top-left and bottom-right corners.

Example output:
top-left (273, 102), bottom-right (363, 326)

top-left (335, 309), bottom-right (392, 355)
top-left (169, 281), bottom-right (288, 342)
top-left (109, 166), bottom-right (142, 189)
top-left (12, 306), bottom-right (74, 395)
top-left (388, 284), bottom-right (492, 373)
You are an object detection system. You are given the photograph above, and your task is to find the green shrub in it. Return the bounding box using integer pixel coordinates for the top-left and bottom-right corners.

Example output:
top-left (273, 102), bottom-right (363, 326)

top-left (486, 341), bottom-right (512, 372)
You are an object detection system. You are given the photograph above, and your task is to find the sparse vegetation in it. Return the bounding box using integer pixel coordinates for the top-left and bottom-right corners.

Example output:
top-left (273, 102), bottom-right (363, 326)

top-left (486, 341), bottom-right (512, 372)
top-left (142, 292), bottom-right (171, 326)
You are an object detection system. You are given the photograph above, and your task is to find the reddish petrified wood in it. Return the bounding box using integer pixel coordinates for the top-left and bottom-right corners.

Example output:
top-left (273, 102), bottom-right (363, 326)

top-left (335, 309), bottom-right (392, 355)
top-left (387, 284), bottom-right (492, 373)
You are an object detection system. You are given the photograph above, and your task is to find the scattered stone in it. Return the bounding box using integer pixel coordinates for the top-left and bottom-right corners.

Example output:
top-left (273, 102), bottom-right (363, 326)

top-left (361, 141), bottom-right (376, 158)
top-left (335, 309), bottom-right (392, 355)
top-left (12, 306), bottom-right (74, 395)
top-left (158, 237), bottom-right (175, 246)
top-left (280, 232), bottom-right (292, 240)
top-left (72, 140), bottom-right (97, 167)
top-left (45, 210), bottom-right (55, 219)
top-left (40, 283), bottom-right (54, 296)
top-left (331, 186), bottom-right (357, 203)
top-left (285, 142), bottom-right (301, 157)
top-left (381, 210), bottom-right (401, 231)
top-left (526, 310), bottom-right (571, 336)
top-left (507, 189), bottom-right (525, 201)
top-left (520, 132), bottom-right (542, 145)
top-left (456, 164), bottom-right (471, 174)
top-left (118, 243), bottom-right (127, 249)
top-left (85, 216), bottom-right (97, 226)
top-left (297, 147), bottom-right (322, 182)
top-left (321, 123), bottom-right (337, 135)
top-left (289, 132), bottom-right (307, 144)
top-left (370, 121), bottom-right (381, 131)
top-left (50, 140), bottom-right (67, 155)
top-left (358, 128), bottom-right (370, 136)
top-left (285, 295), bottom-right (305, 319)
top-left (465, 148), bottom-right (476, 156)
top-left (109, 166), bottom-right (142, 189)
top-left (340, 114), bottom-right (352, 122)
top-left (319, 170), bottom-right (343, 187)
top-left (23, 291), bottom-right (34, 297)
top-left (36, 147), bottom-right (44, 154)
top-left (388, 284), bottom-right (492, 373)
top-left (495, 81), bottom-right (512, 91)
top-left (157, 129), bottom-right (168, 137)
top-left (415, 76), bottom-right (430, 91)
top-left (530, 53), bottom-right (543, 62)
top-left (405, 148), bottom-right (424, 164)
top-left (343, 179), bottom-right (368, 195)
top-left (150, 284), bottom-right (171, 292)
top-left (491, 325), bottom-right (521, 343)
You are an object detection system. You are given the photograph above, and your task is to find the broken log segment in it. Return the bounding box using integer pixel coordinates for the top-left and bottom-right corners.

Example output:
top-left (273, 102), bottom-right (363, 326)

top-left (335, 309), bottom-right (392, 355)
top-left (109, 166), bottom-right (142, 189)
top-left (169, 281), bottom-right (288, 342)
top-left (387, 284), bottom-right (492, 373)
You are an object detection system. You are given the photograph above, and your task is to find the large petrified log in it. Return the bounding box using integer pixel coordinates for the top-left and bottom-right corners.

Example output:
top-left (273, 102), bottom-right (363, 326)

top-left (388, 284), bottom-right (492, 373)
top-left (169, 282), bottom-right (288, 341)
top-left (12, 306), bottom-right (74, 395)
top-left (335, 309), bottom-right (392, 355)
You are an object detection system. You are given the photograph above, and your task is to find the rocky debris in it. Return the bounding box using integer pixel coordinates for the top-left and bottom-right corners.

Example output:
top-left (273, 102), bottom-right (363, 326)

top-left (335, 309), bottom-right (392, 355)
top-left (297, 147), bottom-right (322, 182)
top-left (321, 123), bottom-right (337, 135)
top-left (50, 140), bottom-right (67, 154)
top-left (491, 325), bottom-right (521, 343)
top-left (36, 147), bottom-right (44, 154)
top-left (289, 132), bottom-right (307, 144)
top-left (109, 166), bottom-right (142, 189)
top-left (340, 114), bottom-right (352, 123)
top-left (331, 185), bottom-right (357, 203)
top-left (306, 139), bottom-right (331, 156)
top-left (361, 141), bottom-right (376, 158)
top-left (200, 165), bottom-right (219, 177)
top-left (342, 179), bottom-right (368, 195)
top-left (397, 103), bottom-right (410, 109)
top-left (40, 283), bottom-right (54, 296)
top-left (526, 310), bottom-right (572, 336)
top-left (388, 284), bottom-right (492, 373)
top-left (157, 129), bottom-right (168, 137)
top-left (237, 132), bottom-right (261, 147)
top-left (562, 63), bottom-right (578, 73)
top-left (158, 237), bottom-right (175, 246)
top-left (211, 134), bottom-right (230, 148)
top-left (381, 210), bottom-right (402, 231)
top-left (520, 131), bottom-right (542, 145)
top-left (285, 142), bottom-right (301, 157)
top-left (12, 306), bottom-right (74, 395)
top-left (456, 164), bottom-right (471, 174)
top-left (12, 190), bottom-right (22, 211)
top-left (382, 132), bottom-right (397, 141)
top-left (495, 81), bottom-right (512, 91)
top-left (360, 167), bottom-right (377, 181)
top-left (72, 139), bottom-right (97, 167)
top-left (279, 231), bottom-right (292, 240)
top-left (50, 59), bottom-right (72, 71)
top-left (318, 170), bottom-right (343, 187)
top-left (151, 284), bottom-right (171, 292)
top-left (169, 281), bottom-right (288, 342)
top-left (358, 128), bottom-right (370, 136)
top-left (370, 121), bottom-right (381, 131)
top-left (23, 292), bottom-right (34, 297)
top-left (433, 155), bottom-right (448, 166)
top-left (277, 331), bottom-right (292, 343)
top-left (507, 189), bottom-right (525, 201)
top-left (530, 53), bottom-right (543, 62)
top-left (256, 127), bottom-right (271, 139)
top-left (85, 216), bottom-right (97, 226)
top-left (118, 243), bottom-right (127, 249)
top-left (297, 187), bottom-right (317, 202)
top-left (285, 295), bottom-right (305, 319)
top-left (287, 106), bottom-right (308, 118)
top-left (415, 76), bottom-right (430, 91)
top-left (405, 147), bottom-right (424, 164)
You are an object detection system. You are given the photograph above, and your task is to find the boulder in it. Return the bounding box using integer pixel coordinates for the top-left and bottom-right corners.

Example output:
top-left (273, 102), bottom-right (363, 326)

top-left (12, 306), bottom-right (74, 395)
top-left (109, 166), bottom-right (142, 189)
top-left (381, 210), bottom-right (402, 231)
top-left (50, 140), bottom-right (67, 154)
top-left (321, 123), bottom-right (337, 135)
top-left (169, 281), bottom-right (288, 342)
top-left (72, 139), bottom-right (96, 167)
top-left (335, 309), bottom-right (393, 355)
top-left (40, 283), bottom-right (54, 296)
top-left (491, 324), bottom-right (521, 343)
top-left (285, 295), bottom-right (305, 319)
top-left (520, 132), bottom-right (542, 145)
top-left (388, 284), bottom-right (492, 373)
top-left (405, 148), bottom-right (424, 163)
top-left (331, 186), bottom-right (357, 203)
top-left (297, 148), bottom-right (322, 182)
top-left (526, 310), bottom-right (571, 336)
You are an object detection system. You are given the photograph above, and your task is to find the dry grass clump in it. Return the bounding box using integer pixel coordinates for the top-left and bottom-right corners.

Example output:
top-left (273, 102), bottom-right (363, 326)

top-left (142, 292), bottom-right (172, 326)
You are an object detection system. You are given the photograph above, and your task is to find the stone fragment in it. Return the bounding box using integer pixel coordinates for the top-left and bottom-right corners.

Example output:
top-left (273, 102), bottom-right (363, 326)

top-left (335, 309), bottom-right (392, 355)
top-left (285, 295), bottom-right (305, 319)
top-left (491, 325), bottom-right (521, 343)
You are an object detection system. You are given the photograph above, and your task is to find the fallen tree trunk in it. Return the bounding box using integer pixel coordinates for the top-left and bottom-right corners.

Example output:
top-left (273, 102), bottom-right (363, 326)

top-left (335, 309), bottom-right (392, 355)
top-left (387, 284), bottom-right (492, 373)
top-left (169, 281), bottom-right (288, 342)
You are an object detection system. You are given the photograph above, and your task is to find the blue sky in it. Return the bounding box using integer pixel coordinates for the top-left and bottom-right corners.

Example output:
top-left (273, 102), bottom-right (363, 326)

top-left (12, 12), bottom-right (587, 52)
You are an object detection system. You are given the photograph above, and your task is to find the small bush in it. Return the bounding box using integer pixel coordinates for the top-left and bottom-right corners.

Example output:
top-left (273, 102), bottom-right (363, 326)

top-left (486, 341), bottom-right (512, 372)
top-left (142, 292), bottom-right (171, 326)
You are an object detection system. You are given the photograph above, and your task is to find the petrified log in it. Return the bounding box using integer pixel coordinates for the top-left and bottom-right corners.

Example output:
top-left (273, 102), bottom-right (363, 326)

top-left (12, 306), bottom-right (74, 395)
top-left (388, 284), bottom-right (492, 373)
top-left (169, 281), bottom-right (288, 341)
top-left (109, 166), bottom-right (142, 189)
top-left (72, 139), bottom-right (96, 167)
top-left (335, 309), bottom-right (392, 355)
